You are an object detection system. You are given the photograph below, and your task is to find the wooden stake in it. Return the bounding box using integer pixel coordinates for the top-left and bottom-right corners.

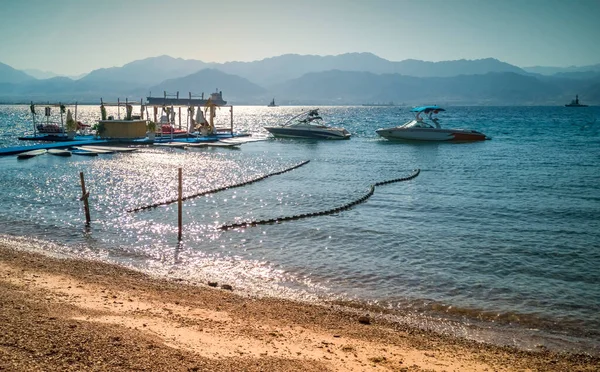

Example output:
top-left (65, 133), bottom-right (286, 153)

top-left (79, 172), bottom-right (91, 225)
top-left (230, 105), bottom-right (233, 134)
top-left (178, 168), bottom-right (182, 241)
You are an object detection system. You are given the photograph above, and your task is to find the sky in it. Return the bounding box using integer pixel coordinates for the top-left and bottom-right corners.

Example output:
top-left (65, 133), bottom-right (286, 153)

top-left (1, 0), bottom-right (599, 75)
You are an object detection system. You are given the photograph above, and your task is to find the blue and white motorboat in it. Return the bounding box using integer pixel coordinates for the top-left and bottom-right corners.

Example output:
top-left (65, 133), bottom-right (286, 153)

top-left (264, 109), bottom-right (351, 140)
top-left (376, 106), bottom-right (490, 142)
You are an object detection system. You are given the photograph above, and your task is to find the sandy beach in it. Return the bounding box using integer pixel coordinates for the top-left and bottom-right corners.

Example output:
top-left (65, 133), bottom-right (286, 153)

top-left (0, 242), bottom-right (598, 372)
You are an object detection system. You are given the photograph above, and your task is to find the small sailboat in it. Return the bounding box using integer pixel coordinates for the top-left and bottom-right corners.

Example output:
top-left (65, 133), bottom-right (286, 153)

top-left (267, 98), bottom-right (277, 107)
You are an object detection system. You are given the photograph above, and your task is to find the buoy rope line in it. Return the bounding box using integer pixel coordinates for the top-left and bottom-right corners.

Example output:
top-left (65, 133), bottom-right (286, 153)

top-left (127, 160), bottom-right (311, 213)
top-left (219, 169), bottom-right (420, 230)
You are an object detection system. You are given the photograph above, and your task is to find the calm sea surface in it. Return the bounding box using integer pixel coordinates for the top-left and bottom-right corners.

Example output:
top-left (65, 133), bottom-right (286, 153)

top-left (1, 104), bottom-right (599, 354)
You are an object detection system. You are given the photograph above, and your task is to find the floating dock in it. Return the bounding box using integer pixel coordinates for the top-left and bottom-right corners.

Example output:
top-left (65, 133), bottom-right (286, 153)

top-left (1, 133), bottom-right (252, 156)
top-left (0, 140), bottom-right (110, 156)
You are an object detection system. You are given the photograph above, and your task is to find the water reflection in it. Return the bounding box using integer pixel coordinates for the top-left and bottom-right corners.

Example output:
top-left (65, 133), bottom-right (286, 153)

top-left (1, 105), bottom-right (600, 354)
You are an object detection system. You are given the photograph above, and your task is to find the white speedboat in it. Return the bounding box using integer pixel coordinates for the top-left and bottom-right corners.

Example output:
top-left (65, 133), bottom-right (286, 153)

top-left (376, 106), bottom-right (490, 142)
top-left (264, 109), bottom-right (351, 140)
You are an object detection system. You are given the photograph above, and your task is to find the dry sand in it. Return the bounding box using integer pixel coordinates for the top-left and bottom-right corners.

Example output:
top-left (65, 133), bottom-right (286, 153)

top-left (1, 242), bottom-right (598, 371)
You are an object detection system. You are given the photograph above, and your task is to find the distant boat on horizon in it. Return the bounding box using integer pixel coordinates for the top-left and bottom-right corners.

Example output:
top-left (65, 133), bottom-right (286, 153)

top-left (267, 98), bottom-right (277, 107)
top-left (565, 95), bottom-right (588, 107)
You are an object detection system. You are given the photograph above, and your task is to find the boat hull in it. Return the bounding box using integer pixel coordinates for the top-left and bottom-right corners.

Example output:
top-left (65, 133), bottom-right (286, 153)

top-left (376, 128), bottom-right (489, 142)
top-left (48, 149), bottom-right (72, 157)
top-left (72, 146), bottom-right (115, 154)
top-left (265, 127), bottom-right (351, 140)
top-left (17, 149), bottom-right (48, 159)
top-left (72, 150), bottom-right (98, 157)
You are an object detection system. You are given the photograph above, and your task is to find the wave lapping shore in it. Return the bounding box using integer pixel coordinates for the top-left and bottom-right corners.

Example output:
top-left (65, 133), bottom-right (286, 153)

top-left (1, 243), bottom-right (598, 371)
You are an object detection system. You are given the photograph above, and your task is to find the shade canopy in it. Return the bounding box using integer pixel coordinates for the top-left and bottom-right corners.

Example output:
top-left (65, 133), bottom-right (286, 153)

top-left (411, 106), bottom-right (445, 114)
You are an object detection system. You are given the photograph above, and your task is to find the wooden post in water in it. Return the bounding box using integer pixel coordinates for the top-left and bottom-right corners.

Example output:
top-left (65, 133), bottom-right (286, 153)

top-left (79, 172), bottom-right (91, 225)
top-left (31, 101), bottom-right (36, 137)
top-left (59, 102), bottom-right (64, 133)
top-left (178, 168), bottom-right (182, 241)
top-left (230, 106), bottom-right (233, 134)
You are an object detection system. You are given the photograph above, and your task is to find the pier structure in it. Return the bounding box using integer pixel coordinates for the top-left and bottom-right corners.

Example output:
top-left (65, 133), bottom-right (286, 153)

top-left (145, 90), bottom-right (234, 137)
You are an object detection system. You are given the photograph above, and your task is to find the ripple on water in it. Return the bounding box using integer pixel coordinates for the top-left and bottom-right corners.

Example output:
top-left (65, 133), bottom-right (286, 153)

top-left (1, 105), bottom-right (600, 354)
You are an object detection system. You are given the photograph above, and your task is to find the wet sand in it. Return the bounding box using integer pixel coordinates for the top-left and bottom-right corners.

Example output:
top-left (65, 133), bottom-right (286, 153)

top-left (1, 242), bottom-right (598, 371)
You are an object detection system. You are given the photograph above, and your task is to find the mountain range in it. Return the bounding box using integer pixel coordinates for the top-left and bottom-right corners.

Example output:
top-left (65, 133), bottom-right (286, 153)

top-left (1, 53), bottom-right (599, 105)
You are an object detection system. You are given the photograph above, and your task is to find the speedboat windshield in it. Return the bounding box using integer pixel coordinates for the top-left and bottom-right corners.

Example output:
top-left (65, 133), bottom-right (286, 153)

top-left (284, 109), bottom-right (325, 127)
top-left (401, 119), bottom-right (435, 129)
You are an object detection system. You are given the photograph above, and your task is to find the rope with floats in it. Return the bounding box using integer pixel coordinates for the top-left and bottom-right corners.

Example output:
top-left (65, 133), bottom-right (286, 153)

top-left (219, 169), bottom-right (421, 230)
top-left (127, 160), bottom-right (311, 213)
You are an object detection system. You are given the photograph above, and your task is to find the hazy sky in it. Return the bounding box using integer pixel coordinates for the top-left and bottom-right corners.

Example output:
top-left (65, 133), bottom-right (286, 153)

top-left (1, 0), bottom-right (599, 75)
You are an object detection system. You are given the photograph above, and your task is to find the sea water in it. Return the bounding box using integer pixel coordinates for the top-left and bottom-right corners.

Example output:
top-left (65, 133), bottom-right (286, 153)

top-left (0, 104), bottom-right (599, 354)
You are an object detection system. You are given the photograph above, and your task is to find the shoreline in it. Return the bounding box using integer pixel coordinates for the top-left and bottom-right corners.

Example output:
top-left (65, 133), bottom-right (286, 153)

top-left (1, 242), bottom-right (598, 371)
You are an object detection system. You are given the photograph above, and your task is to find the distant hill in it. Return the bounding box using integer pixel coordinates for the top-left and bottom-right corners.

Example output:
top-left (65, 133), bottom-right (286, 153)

top-left (71, 53), bottom-right (528, 88)
top-left (217, 53), bottom-right (394, 86)
top-left (0, 62), bottom-right (35, 84)
top-left (149, 69), bottom-right (267, 103)
top-left (0, 76), bottom-right (150, 103)
top-left (552, 71), bottom-right (600, 80)
top-left (1, 53), bottom-right (599, 105)
top-left (271, 70), bottom-right (573, 105)
top-left (18, 69), bottom-right (88, 81)
top-left (80, 55), bottom-right (210, 87)
top-left (216, 53), bottom-right (526, 86)
top-left (23, 69), bottom-right (59, 80)
top-left (389, 57), bottom-right (525, 78)
top-left (523, 64), bottom-right (600, 76)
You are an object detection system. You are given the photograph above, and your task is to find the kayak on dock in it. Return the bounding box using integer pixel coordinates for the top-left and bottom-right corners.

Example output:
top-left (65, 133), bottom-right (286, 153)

top-left (71, 150), bottom-right (98, 157)
top-left (77, 145), bottom-right (137, 153)
top-left (72, 146), bottom-right (115, 154)
top-left (17, 149), bottom-right (47, 159)
top-left (48, 149), bottom-right (72, 157)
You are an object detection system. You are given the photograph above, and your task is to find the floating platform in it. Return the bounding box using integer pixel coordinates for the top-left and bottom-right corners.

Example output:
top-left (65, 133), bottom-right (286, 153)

top-left (0, 140), bottom-right (109, 156)
top-left (149, 132), bottom-right (250, 144)
top-left (3, 132), bottom-right (252, 156)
